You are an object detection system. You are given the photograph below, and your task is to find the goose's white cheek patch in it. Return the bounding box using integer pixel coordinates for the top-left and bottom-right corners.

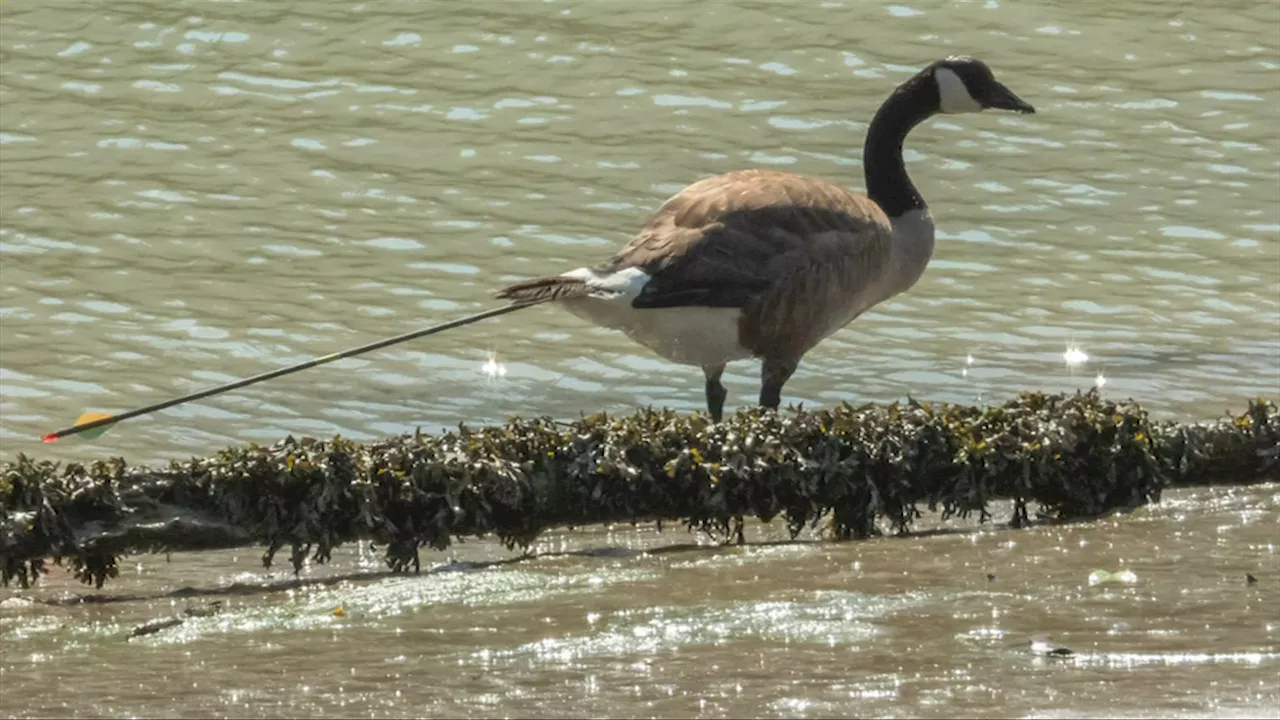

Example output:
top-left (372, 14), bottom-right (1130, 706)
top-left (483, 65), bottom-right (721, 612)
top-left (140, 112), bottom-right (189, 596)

top-left (935, 67), bottom-right (983, 114)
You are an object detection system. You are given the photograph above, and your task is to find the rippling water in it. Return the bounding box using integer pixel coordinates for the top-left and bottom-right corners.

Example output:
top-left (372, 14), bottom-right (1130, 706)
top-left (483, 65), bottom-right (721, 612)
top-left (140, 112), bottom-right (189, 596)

top-left (1, 1), bottom-right (1277, 717)
top-left (2, 486), bottom-right (1277, 719)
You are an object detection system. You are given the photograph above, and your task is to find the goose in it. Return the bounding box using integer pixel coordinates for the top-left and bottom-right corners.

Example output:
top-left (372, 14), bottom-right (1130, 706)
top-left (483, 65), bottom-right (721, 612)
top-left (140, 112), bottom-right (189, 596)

top-left (495, 56), bottom-right (1035, 421)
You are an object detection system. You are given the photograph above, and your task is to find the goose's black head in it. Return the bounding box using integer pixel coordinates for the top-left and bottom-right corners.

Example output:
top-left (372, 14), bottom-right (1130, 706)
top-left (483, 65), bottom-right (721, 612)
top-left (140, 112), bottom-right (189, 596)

top-left (925, 56), bottom-right (1035, 115)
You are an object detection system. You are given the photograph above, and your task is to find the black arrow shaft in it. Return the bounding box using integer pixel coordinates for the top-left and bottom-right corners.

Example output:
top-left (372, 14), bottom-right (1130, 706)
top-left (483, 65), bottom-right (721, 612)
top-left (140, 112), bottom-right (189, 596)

top-left (45, 303), bottom-right (532, 441)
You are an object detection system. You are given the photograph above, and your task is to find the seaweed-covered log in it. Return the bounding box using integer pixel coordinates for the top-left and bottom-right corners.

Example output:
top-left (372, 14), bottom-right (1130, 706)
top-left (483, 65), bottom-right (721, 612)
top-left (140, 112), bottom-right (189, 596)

top-left (2, 391), bottom-right (1275, 589)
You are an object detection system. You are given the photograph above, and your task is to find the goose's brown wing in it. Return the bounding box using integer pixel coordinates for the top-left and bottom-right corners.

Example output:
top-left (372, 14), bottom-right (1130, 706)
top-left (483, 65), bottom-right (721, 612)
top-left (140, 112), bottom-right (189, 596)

top-left (605, 170), bottom-right (893, 311)
top-left (495, 168), bottom-right (896, 347)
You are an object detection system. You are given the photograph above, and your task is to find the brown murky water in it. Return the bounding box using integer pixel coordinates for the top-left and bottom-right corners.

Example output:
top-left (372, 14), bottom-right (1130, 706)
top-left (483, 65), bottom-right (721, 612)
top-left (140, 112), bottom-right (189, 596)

top-left (1, 1), bottom-right (1277, 717)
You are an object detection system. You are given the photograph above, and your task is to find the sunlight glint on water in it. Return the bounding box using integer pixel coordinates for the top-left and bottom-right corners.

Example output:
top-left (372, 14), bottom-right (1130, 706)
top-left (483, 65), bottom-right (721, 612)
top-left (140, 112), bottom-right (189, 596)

top-left (0, 1), bottom-right (1278, 718)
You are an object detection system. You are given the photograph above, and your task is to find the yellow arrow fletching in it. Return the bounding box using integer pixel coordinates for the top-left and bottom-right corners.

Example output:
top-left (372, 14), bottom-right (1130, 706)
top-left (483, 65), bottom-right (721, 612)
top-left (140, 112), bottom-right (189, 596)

top-left (74, 412), bottom-right (116, 440)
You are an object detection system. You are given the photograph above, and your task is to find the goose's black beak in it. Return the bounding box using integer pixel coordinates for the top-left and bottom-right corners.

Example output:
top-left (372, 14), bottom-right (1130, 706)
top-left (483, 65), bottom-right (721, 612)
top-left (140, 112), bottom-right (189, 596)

top-left (983, 81), bottom-right (1035, 114)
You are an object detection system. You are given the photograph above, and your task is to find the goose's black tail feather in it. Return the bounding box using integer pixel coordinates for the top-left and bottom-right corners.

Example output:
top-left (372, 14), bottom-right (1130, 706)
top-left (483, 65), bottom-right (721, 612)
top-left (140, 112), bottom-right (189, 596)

top-left (494, 276), bottom-right (592, 304)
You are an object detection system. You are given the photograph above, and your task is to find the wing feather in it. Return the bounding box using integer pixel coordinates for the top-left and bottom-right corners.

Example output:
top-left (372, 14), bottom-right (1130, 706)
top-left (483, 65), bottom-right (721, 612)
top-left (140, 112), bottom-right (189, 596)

top-left (603, 170), bottom-right (893, 313)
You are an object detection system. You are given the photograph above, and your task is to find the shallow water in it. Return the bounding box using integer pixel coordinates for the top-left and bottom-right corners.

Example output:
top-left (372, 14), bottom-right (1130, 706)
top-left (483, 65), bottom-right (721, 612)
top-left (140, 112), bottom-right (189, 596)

top-left (1, 1), bottom-right (1278, 717)
top-left (2, 486), bottom-right (1277, 719)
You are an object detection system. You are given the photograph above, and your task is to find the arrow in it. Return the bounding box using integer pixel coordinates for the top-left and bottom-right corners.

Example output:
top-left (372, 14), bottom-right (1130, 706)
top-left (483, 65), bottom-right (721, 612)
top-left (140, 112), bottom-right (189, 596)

top-left (42, 302), bottom-right (533, 443)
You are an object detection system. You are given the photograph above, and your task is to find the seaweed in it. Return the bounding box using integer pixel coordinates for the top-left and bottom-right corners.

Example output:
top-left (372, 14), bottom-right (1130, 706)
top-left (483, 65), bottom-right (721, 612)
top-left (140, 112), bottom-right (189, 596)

top-left (1, 391), bottom-right (1274, 589)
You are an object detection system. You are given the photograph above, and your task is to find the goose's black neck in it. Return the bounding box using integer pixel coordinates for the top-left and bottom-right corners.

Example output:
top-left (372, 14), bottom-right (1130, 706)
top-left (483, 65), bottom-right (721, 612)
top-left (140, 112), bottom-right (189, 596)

top-left (863, 73), bottom-right (938, 219)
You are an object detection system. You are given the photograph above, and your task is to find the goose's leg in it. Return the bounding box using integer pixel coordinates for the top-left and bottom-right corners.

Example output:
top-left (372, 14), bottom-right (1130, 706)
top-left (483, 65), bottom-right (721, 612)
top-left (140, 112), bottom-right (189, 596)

top-left (703, 363), bottom-right (727, 422)
top-left (724, 357), bottom-right (797, 549)
top-left (759, 357), bottom-right (798, 412)
top-left (702, 362), bottom-right (743, 544)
